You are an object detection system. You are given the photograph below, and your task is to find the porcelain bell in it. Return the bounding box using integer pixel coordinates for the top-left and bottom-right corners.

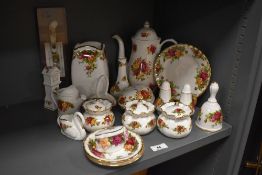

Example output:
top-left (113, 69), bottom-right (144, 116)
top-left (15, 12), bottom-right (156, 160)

top-left (122, 100), bottom-right (156, 135)
top-left (196, 82), bottom-right (223, 132)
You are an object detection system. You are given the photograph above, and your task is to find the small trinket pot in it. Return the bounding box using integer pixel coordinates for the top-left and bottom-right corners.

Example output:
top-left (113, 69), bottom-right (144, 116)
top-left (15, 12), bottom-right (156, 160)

top-left (79, 99), bottom-right (115, 132)
top-left (122, 100), bottom-right (156, 135)
top-left (157, 102), bottom-right (193, 138)
top-left (155, 81), bottom-right (172, 112)
top-left (196, 82), bottom-right (223, 132)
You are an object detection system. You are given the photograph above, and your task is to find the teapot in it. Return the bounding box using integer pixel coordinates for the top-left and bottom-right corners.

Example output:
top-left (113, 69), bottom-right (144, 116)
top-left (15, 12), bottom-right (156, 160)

top-left (113, 21), bottom-right (177, 87)
top-left (57, 112), bottom-right (86, 140)
top-left (52, 85), bottom-right (86, 115)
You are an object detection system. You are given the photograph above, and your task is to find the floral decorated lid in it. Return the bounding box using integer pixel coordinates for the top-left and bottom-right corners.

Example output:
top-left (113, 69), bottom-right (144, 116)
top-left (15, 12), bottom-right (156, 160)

top-left (133, 21), bottom-right (159, 41)
top-left (161, 102), bottom-right (193, 119)
top-left (83, 98), bottom-right (112, 114)
top-left (125, 100), bottom-right (155, 116)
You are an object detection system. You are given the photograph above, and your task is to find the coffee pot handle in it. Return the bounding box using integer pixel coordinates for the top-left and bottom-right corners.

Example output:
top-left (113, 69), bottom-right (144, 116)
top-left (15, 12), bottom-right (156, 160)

top-left (159, 39), bottom-right (177, 50)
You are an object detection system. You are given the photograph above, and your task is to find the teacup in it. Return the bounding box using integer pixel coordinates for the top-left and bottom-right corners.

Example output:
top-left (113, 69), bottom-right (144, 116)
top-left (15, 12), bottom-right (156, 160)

top-left (94, 126), bottom-right (128, 153)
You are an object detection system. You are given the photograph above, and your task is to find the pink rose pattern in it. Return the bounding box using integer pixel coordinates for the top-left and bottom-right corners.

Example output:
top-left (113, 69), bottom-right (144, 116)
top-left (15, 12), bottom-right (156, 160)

top-left (204, 110), bottom-right (223, 126)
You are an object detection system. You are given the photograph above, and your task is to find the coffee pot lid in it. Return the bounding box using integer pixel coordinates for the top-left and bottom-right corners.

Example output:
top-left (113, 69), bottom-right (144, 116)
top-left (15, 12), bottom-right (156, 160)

top-left (133, 21), bottom-right (159, 41)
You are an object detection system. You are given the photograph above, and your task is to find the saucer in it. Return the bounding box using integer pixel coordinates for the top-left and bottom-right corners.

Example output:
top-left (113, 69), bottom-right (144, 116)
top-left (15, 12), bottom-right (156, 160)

top-left (83, 127), bottom-right (144, 167)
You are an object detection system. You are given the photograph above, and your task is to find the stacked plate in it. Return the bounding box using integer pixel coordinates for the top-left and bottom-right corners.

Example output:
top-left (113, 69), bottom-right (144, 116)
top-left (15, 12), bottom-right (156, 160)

top-left (83, 126), bottom-right (144, 167)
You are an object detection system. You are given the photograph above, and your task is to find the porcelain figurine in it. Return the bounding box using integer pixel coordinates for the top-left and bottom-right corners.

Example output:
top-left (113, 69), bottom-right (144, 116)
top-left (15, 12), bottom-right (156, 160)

top-left (42, 66), bottom-right (61, 111)
top-left (71, 41), bottom-right (109, 99)
top-left (57, 112), bottom-right (86, 140)
top-left (122, 100), bottom-right (156, 135)
top-left (113, 21), bottom-right (177, 87)
top-left (155, 81), bottom-right (172, 112)
top-left (157, 102), bottom-right (193, 138)
top-left (52, 85), bottom-right (86, 115)
top-left (196, 82), bottom-right (223, 132)
top-left (110, 35), bottom-right (130, 98)
top-left (118, 85), bottom-right (155, 109)
top-left (78, 99), bottom-right (115, 132)
top-left (94, 126), bottom-right (128, 153)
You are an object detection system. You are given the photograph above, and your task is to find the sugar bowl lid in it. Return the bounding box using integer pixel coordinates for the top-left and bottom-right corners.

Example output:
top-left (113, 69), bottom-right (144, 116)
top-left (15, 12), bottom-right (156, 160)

top-left (125, 99), bottom-right (155, 116)
top-left (83, 98), bottom-right (112, 114)
top-left (133, 21), bottom-right (159, 41)
top-left (161, 102), bottom-right (193, 119)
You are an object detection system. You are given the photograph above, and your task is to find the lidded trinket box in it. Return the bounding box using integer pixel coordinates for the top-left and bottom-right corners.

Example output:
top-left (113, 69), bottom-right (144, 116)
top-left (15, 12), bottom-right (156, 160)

top-left (157, 102), bottom-right (193, 138)
top-left (122, 99), bottom-right (156, 135)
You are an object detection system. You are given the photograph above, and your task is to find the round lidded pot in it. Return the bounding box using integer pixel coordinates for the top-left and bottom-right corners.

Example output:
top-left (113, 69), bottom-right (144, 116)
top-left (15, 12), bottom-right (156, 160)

top-left (80, 98), bottom-right (115, 132)
top-left (157, 102), bottom-right (193, 138)
top-left (122, 99), bottom-right (156, 135)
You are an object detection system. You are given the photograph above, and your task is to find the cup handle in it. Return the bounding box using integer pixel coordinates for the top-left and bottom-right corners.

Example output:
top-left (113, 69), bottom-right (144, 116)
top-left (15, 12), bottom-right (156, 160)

top-left (74, 112), bottom-right (85, 125)
top-left (159, 39), bottom-right (178, 49)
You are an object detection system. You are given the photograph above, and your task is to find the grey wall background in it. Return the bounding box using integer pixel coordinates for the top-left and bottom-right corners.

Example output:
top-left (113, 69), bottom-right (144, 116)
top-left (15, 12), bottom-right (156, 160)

top-left (0, 0), bottom-right (154, 107)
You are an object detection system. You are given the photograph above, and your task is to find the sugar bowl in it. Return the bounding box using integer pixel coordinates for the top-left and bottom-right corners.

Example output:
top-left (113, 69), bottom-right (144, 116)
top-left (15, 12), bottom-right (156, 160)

top-left (80, 98), bottom-right (115, 132)
top-left (122, 100), bottom-right (156, 135)
top-left (157, 102), bottom-right (193, 138)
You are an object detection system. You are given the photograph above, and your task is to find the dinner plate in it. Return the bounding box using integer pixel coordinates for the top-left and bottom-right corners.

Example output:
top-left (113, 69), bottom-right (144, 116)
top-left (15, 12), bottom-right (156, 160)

top-left (154, 44), bottom-right (211, 100)
top-left (83, 127), bottom-right (144, 167)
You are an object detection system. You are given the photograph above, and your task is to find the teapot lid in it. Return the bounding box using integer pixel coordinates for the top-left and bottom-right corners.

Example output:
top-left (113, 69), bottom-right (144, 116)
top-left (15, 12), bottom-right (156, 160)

top-left (83, 99), bottom-right (112, 113)
top-left (125, 99), bottom-right (154, 115)
top-left (133, 21), bottom-right (159, 41)
top-left (161, 102), bottom-right (193, 119)
top-left (58, 85), bottom-right (79, 98)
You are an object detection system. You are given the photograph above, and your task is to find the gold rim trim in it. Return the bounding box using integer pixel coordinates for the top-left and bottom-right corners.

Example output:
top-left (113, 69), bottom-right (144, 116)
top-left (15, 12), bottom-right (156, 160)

top-left (83, 131), bottom-right (144, 167)
top-left (153, 43), bottom-right (212, 100)
top-left (84, 144), bottom-right (144, 167)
